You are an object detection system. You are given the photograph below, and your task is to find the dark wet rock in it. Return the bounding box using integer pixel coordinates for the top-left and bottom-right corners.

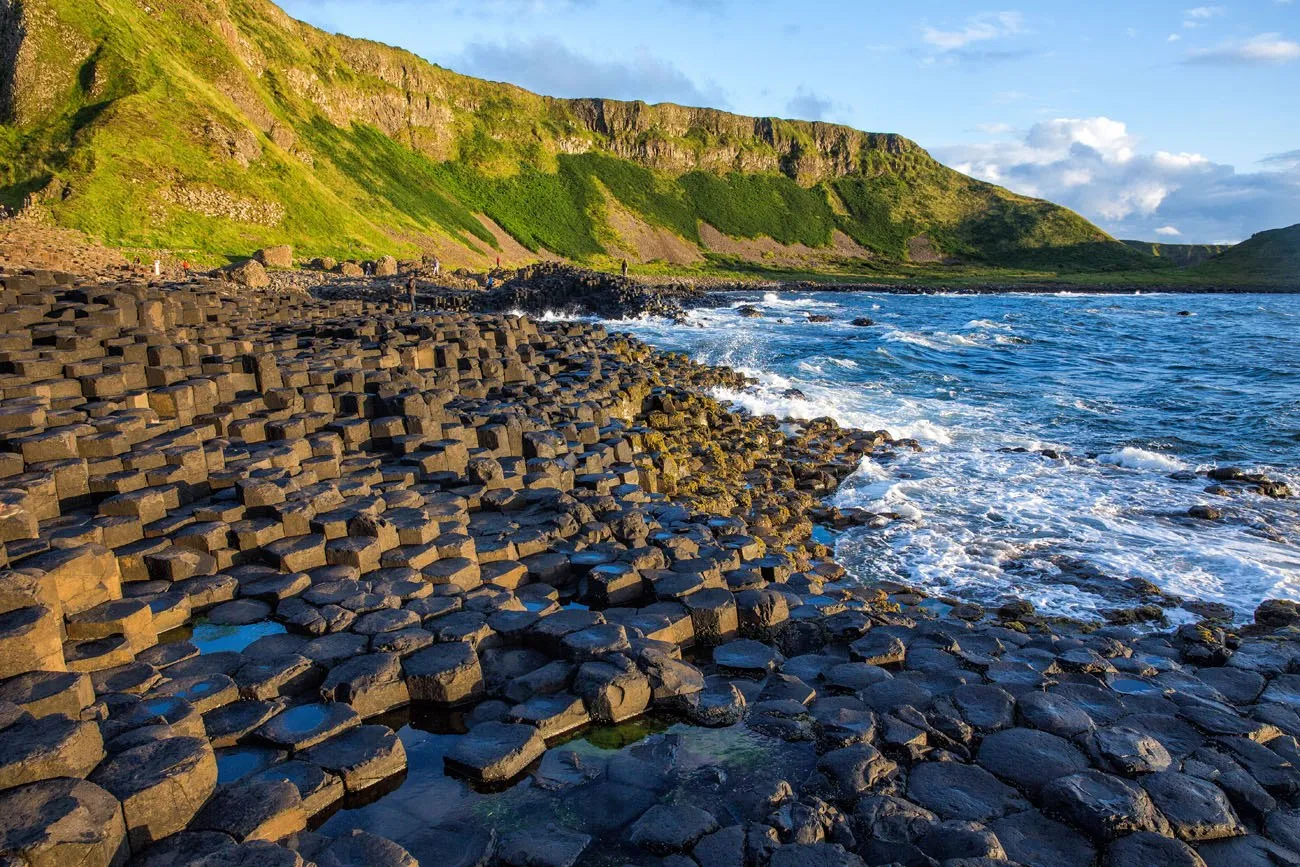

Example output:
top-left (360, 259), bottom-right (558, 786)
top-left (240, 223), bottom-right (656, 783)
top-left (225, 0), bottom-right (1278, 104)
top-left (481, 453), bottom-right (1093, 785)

top-left (246, 759), bottom-right (343, 817)
top-left (300, 725), bottom-right (406, 792)
top-left (1141, 771), bottom-right (1243, 842)
top-left (1017, 690), bottom-right (1097, 737)
top-left (683, 678), bottom-right (747, 726)
top-left (1195, 667), bottom-right (1265, 704)
top-left (1040, 770), bottom-right (1171, 839)
top-left (574, 658), bottom-right (651, 723)
top-left (916, 818), bottom-right (1006, 861)
top-left (320, 652), bottom-right (410, 717)
top-left (1049, 683), bottom-right (1126, 726)
top-left (991, 809), bottom-right (1096, 867)
top-left (444, 721), bottom-right (545, 783)
top-left (130, 831), bottom-right (238, 867)
top-left (977, 727), bottom-right (1089, 794)
top-left (190, 839), bottom-right (308, 866)
top-left (767, 842), bottom-right (866, 867)
top-left (1104, 832), bottom-right (1208, 867)
top-left (952, 683), bottom-right (1015, 730)
top-left (693, 825), bottom-right (745, 867)
top-left (1118, 712), bottom-right (1204, 759)
top-left (1085, 724), bottom-right (1174, 775)
top-left (813, 707), bottom-right (877, 753)
top-left (506, 692), bottom-right (589, 739)
top-left (208, 599), bottom-right (273, 625)
top-left (316, 829), bottom-right (418, 867)
top-left (628, 803), bottom-right (719, 854)
top-left (1255, 599), bottom-right (1300, 629)
top-left (809, 744), bottom-right (898, 804)
top-left (204, 699), bottom-right (285, 748)
top-left (907, 761), bottom-right (1029, 822)
top-left (1197, 834), bottom-right (1300, 867)
top-left (859, 677), bottom-right (934, 714)
top-left (849, 632), bottom-right (906, 666)
top-left (496, 825), bottom-right (591, 867)
top-left (403, 642), bottom-right (483, 705)
top-left (255, 701), bottom-right (359, 752)
top-left (715, 638), bottom-right (785, 675)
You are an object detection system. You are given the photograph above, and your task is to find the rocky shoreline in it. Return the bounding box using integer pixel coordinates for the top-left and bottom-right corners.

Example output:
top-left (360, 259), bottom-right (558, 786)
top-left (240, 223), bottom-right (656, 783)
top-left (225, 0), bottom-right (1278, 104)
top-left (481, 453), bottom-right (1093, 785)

top-left (0, 265), bottom-right (1299, 866)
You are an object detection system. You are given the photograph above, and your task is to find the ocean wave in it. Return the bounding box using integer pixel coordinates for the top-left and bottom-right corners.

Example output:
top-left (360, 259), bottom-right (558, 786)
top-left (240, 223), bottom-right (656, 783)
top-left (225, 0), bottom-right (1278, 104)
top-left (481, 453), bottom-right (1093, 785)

top-left (882, 329), bottom-right (979, 350)
top-left (1097, 447), bottom-right (1187, 472)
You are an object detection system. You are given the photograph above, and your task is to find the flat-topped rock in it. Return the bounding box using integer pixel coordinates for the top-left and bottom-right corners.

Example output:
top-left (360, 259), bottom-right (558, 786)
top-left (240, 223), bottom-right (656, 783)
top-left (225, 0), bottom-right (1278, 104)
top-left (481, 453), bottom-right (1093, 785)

top-left (0, 777), bottom-right (128, 867)
top-left (444, 721), bottom-right (545, 783)
top-left (254, 701), bottom-right (360, 752)
top-left (0, 711), bottom-right (104, 790)
top-left (403, 641), bottom-right (483, 704)
top-left (89, 735), bottom-right (217, 850)
top-left (300, 724), bottom-right (406, 792)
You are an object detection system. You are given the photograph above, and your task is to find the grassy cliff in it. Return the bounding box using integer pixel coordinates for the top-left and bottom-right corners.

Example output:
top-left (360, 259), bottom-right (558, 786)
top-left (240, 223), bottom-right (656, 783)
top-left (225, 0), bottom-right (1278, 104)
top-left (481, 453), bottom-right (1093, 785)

top-left (1188, 224), bottom-right (1300, 285)
top-left (1120, 240), bottom-right (1228, 269)
top-left (0, 0), bottom-right (1159, 275)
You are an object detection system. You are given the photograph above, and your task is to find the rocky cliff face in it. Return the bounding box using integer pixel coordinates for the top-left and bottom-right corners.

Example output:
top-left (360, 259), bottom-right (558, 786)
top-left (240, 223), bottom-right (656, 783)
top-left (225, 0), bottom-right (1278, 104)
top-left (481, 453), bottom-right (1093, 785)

top-left (0, 0), bottom-right (1135, 271)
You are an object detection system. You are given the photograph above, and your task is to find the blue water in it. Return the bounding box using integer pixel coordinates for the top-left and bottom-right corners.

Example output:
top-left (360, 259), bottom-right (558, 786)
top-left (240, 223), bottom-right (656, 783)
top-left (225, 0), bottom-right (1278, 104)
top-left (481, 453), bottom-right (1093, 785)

top-left (603, 291), bottom-right (1300, 620)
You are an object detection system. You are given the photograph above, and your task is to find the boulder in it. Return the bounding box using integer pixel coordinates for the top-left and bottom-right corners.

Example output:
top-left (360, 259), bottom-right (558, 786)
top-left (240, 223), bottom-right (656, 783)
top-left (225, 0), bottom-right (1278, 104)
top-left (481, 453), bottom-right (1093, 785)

top-left (254, 246), bottom-right (294, 269)
top-left (227, 260), bottom-right (270, 289)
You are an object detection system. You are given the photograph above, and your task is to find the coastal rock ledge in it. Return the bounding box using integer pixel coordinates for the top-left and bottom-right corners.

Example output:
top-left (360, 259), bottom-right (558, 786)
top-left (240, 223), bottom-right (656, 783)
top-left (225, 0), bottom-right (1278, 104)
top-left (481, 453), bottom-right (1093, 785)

top-left (0, 265), bottom-right (1298, 866)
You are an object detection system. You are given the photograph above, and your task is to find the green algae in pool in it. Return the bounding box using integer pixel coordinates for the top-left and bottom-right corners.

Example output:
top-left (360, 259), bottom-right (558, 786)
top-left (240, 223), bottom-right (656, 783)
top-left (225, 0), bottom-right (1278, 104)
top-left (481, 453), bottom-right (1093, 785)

top-left (317, 719), bottom-right (816, 865)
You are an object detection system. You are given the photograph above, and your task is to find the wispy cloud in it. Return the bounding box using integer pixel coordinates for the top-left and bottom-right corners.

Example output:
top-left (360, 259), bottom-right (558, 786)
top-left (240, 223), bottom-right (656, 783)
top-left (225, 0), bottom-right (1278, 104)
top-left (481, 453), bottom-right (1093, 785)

top-left (1185, 32), bottom-right (1300, 64)
top-left (921, 11), bottom-right (1025, 51)
top-left (1260, 148), bottom-right (1300, 168)
top-left (1182, 5), bottom-right (1226, 27)
top-left (786, 86), bottom-right (836, 121)
top-left (1154, 225), bottom-right (1182, 236)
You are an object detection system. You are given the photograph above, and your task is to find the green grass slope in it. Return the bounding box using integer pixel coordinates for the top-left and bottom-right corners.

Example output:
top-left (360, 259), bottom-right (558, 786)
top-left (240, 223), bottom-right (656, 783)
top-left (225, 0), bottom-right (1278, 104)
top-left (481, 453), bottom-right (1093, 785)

top-left (0, 0), bottom-right (1158, 275)
top-left (1188, 224), bottom-right (1300, 285)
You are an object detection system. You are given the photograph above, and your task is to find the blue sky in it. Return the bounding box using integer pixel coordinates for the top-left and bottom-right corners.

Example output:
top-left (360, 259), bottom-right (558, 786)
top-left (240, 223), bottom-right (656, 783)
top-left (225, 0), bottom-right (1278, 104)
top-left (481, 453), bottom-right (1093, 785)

top-left (280, 0), bottom-right (1300, 244)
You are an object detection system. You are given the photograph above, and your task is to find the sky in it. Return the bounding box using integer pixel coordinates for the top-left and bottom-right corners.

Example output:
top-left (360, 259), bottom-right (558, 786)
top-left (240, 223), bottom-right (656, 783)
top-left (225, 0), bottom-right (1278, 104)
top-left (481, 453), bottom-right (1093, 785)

top-left (280, 0), bottom-right (1300, 244)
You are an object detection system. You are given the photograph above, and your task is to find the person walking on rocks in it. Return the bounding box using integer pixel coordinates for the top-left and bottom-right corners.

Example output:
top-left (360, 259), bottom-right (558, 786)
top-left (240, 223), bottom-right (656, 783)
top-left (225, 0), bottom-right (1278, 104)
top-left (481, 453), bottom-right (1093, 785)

top-left (407, 275), bottom-right (417, 312)
top-left (621, 259), bottom-right (629, 278)
top-left (432, 257), bottom-right (441, 279)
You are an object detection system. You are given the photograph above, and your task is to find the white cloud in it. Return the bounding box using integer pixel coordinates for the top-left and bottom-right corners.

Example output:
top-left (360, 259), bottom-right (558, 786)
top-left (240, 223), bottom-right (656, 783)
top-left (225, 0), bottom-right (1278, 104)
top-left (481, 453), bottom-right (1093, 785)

top-left (1182, 5), bottom-right (1225, 27)
top-left (1168, 33), bottom-right (1182, 42)
top-left (921, 11), bottom-right (1024, 51)
top-left (1186, 32), bottom-right (1300, 64)
top-left (935, 116), bottom-right (1300, 242)
top-left (451, 38), bottom-right (726, 106)
top-left (975, 122), bottom-right (1015, 134)
top-left (1155, 225), bottom-right (1182, 236)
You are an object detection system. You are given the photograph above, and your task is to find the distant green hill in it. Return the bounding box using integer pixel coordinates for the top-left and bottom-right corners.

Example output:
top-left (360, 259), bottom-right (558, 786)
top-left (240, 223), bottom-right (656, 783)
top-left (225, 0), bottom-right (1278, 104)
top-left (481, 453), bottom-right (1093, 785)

top-left (1188, 224), bottom-right (1300, 285)
top-left (0, 0), bottom-right (1161, 275)
top-left (1120, 240), bottom-right (1228, 268)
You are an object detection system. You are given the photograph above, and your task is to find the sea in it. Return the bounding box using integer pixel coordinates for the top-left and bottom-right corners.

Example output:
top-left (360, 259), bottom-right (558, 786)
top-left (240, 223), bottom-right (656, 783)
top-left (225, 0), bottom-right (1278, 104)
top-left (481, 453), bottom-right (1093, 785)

top-left (591, 290), bottom-right (1300, 623)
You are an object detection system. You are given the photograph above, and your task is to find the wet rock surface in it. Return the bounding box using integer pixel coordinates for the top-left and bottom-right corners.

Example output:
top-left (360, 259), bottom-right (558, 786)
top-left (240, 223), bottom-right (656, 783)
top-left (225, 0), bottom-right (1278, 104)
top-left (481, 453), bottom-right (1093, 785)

top-left (0, 266), bottom-right (1298, 865)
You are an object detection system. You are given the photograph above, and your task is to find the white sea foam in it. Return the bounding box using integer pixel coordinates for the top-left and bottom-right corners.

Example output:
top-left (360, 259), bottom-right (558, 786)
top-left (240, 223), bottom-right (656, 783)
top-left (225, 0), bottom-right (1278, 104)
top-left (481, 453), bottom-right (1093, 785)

top-left (882, 329), bottom-right (979, 350)
top-left (607, 292), bottom-right (1300, 621)
top-left (1097, 447), bottom-right (1187, 472)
